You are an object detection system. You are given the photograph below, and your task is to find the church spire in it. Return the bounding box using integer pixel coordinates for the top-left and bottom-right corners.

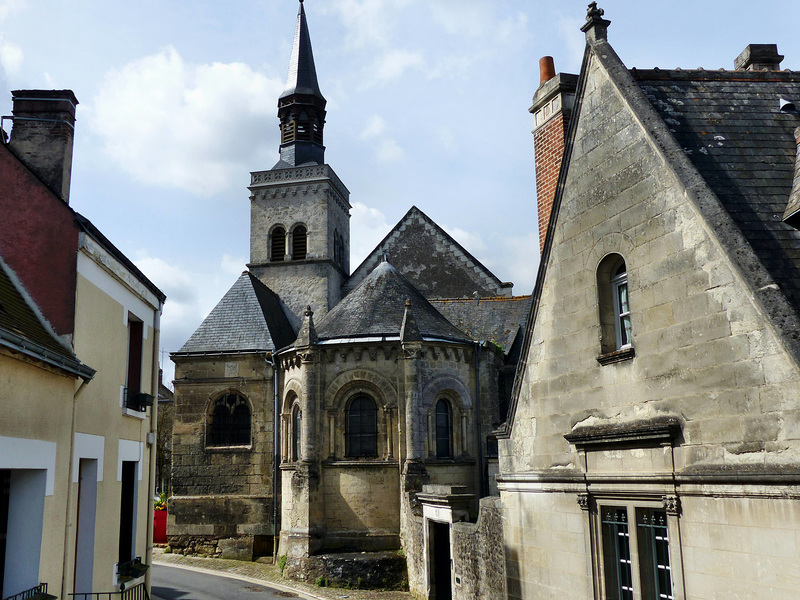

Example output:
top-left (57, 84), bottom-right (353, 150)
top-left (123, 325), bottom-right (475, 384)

top-left (277, 0), bottom-right (327, 168)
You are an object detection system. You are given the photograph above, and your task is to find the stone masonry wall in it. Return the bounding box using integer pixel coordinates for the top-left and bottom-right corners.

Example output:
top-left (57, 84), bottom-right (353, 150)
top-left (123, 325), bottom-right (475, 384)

top-left (170, 353), bottom-right (276, 557)
top-left (452, 496), bottom-right (507, 600)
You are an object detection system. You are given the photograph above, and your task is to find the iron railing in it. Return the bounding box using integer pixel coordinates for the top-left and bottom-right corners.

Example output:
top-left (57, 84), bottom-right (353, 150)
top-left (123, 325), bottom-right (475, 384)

top-left (69, 582), bottom-right (149, 600)
top-left (123, 388), bottom-right (154, 412)
top-left (3, 582), bottom-right (56, 600)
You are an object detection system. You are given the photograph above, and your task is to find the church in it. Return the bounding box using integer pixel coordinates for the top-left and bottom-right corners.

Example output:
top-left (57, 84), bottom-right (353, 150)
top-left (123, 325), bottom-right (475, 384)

top-left (169, 0), bottom-right (529, 589)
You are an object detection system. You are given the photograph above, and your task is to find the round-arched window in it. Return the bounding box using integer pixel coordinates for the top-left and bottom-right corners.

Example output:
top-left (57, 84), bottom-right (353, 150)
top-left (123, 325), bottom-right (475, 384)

top-left (346, 395), bottom-right (378, 457)
top-left (207, 393), bottom-right (251, 447)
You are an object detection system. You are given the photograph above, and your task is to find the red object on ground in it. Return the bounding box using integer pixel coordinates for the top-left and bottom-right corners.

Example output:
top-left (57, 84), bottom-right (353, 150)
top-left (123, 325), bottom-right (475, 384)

top-left (153, 510), bottom-right (167, 543)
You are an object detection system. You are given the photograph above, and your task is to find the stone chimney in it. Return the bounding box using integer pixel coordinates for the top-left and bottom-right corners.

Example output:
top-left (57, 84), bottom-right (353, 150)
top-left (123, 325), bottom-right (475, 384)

top-left (530, 59), bottom-right (578, 253)
top-left (8, 90), bottom-right (78, 203)
top-left (734, 44), bottom-right (783, 71)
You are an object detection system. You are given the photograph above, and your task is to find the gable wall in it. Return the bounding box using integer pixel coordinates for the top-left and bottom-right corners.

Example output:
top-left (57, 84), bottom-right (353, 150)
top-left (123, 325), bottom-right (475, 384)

top-left (499, 50), bottom-right (800, 600)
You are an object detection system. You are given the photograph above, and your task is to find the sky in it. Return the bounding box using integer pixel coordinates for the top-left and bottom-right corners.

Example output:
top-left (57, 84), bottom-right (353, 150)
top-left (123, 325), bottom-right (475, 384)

top-left (1, 0), bottom-right (798, 387)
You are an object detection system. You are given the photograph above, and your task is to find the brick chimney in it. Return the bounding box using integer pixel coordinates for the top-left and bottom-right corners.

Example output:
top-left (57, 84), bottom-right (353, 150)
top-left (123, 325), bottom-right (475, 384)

top-left (9, 90), bottom-right (78, 203)
top-left (530, 59), bottom-right (578, 253)
top-left (734, 44), bottom-right (783, 71)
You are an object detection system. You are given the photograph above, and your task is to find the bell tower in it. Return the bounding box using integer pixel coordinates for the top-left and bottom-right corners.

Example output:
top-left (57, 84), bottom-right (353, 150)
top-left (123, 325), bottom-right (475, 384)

top-left (249, 0), bottom-right (350, 329)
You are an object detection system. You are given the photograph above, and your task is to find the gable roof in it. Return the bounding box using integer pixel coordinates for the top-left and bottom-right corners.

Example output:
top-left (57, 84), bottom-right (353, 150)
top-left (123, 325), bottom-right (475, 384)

top-left (345, 206), bottom-right (513, 299)
top-left (0, 256), bottom-right (94, 379)
top-left (633, 69), bottom-right (800, 309)
top-left (316, 261), bottom-right (471, 343)
top-left (430, 295), bottom-right (531, 354)
top-left (174, 272), bottom-right (295, 355)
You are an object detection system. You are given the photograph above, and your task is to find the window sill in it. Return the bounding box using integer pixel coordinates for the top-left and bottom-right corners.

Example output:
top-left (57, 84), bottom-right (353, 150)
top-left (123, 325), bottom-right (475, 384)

top-left (424, 456), bottom-right (476, 466)
top-left (322, 458), bottom-right (398, 468)
top-left (205, 444), bottom-right (252, 453)
top-left (122, 408), bottom-right (147, 420)
top-left (596, 346), bottom-right (635, 365)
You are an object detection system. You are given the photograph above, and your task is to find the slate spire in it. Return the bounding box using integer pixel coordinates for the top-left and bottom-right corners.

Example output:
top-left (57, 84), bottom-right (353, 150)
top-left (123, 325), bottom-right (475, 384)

top-left (277, 0), bottom-right (327, 168)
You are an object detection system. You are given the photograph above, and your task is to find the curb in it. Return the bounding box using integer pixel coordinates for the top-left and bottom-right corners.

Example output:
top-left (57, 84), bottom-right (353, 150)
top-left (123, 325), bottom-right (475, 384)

top-left (152, 559), bottom-right (326, 600)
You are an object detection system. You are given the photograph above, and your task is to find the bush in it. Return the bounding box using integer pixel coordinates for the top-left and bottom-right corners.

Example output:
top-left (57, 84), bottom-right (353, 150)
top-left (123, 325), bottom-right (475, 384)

top-left (278, 555), bottom-right (287, 575)
top-left (316, 577), bottom-right (327, 587)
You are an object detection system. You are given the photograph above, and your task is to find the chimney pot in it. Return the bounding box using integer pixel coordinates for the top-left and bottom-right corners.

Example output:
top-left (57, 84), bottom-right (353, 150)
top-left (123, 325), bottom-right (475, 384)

top-left (540, 56), bottom-right (556, 85)
top-left (9, 89), bottom-right (78, 203)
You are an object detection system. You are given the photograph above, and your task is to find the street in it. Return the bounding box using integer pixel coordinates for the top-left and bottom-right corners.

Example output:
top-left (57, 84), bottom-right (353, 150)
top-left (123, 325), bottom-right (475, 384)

top-left (151, 564), bottom-right (302, 600)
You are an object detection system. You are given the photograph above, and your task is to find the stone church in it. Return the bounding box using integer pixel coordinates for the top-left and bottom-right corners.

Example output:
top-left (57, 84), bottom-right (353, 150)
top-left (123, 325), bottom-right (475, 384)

top-left (169, 0), bottom-right (529, 588)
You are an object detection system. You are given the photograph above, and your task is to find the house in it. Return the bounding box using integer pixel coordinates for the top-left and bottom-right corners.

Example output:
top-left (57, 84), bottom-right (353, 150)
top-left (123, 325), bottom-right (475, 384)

top-left (496, 4), bottom-right (800, 599)
top-left (169, 0), bottom-right (530, 591)
top-left (0, 89), bottom-right (165, 597)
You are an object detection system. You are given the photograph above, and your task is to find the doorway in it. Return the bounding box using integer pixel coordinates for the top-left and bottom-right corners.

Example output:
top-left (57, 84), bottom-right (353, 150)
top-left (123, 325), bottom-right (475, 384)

top-left (430, 521), bottom-right (452, 600)
top-left (74, 460), bottom-right (98, 593)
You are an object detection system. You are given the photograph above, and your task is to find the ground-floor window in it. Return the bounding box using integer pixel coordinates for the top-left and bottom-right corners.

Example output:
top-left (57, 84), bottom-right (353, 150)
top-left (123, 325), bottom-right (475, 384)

top-left (599, 504), bottom-right (674, 600)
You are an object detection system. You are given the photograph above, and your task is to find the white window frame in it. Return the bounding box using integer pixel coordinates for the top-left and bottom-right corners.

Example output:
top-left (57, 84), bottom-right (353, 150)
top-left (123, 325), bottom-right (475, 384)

top-left (611, 266), bottom-right (632, 350)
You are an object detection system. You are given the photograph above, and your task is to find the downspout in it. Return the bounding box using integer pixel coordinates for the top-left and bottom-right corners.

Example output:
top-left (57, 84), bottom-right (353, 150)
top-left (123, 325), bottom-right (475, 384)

top-left (474, 341), bottom-right (486, 498)
top-left (62, 375), bottom-right (91, 600)
top-left (144, 303), bottom-right (162, 591)
top-left (269, 352), bottom-right (281, 563)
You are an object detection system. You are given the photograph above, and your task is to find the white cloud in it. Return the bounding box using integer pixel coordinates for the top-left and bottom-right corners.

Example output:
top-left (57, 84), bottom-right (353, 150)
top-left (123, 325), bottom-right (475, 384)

top-left (376, 139), bottom-right (405, 163)
top-left (349, 202), bottom-right (390, 266)
top-left (0, 38), bottom-right (22, 75)
top-left (497, 232), bottom-right (539, 293)
top-left (359, 115), bottom-right (387, 140)
top-left (373, 50), bottom-right (424, 83)
top-left (90, 47), bottom-right (283, 196)
top-left (326, 0), bottom-right (411, 49)
top-left (220, 254), bottom-right (247, 276)
top-left (0, 0), bottom-right (25, 24)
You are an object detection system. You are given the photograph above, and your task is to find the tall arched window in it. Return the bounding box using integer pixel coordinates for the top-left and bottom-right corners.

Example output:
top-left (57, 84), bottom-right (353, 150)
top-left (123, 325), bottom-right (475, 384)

top-left (291, 403), bottom-right (301, 462)
top-left (271, 227), bottom-right (286, 262)
top-left (597, 254), bottom-right (633, 355)
top-left (435, 399), bottom-right (452, 459)
top-left (292, 225), bottom-right (307, 260)
top-left (346, 395), bottom-right (378, 457)
top-left (208, 393), bottom-right (251, 447)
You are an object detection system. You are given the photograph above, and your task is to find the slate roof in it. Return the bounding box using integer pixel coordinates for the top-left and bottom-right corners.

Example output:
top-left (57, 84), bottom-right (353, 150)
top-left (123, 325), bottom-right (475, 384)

top-left (175, 272), bottom-right (295, 355)
top-left (315, 261), bottom-right (471, 343)
top-left (634, 69), bottom-right (800, 309)
top-left (280, 1), bottom-right (324, 101)
top-left (0, 256), bottom-right (94, 378)
top-left (429, 295), bottom-right (532, 354)
top-left (346, 206), bottom-right (513, 299)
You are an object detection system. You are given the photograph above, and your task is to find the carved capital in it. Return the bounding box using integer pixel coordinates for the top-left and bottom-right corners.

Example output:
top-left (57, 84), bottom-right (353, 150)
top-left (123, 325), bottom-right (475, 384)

top-left (662, 495), bottom-right (680, 515)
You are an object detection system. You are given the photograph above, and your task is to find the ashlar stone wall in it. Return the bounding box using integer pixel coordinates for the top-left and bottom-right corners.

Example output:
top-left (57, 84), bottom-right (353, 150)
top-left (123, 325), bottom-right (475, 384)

top-left (170, 353), bottom-right (276, 559)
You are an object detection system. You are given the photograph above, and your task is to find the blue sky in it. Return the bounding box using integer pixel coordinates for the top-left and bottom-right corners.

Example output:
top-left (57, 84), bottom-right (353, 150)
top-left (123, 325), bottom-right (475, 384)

top-left (1, 0), bottom-right (798, 385)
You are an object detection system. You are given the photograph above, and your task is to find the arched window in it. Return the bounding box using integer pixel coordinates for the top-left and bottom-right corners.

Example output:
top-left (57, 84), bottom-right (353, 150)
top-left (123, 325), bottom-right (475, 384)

top-left (208, 393), bottom-right (251, 447)
top-left (435, 399), bottom-right (452, 459)
top-left (271, 227), bottom-right (286, 262)
top-left (292, 225), bottom-right (307, 260)
top-left (346, 395), bottom-right (377, 457)
top-left (597, 254), bottom-right (633, 354)
top-left (291, 403), bottom-right (301, 462)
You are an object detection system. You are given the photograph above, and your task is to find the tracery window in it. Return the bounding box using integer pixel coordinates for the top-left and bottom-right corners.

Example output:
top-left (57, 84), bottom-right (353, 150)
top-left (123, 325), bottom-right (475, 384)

top-left (345, 395), bottom-right (378, 457)
top-left (435, 399), bottom-right (452, 459)
top-left (207, 393), bottom-right (251, 447)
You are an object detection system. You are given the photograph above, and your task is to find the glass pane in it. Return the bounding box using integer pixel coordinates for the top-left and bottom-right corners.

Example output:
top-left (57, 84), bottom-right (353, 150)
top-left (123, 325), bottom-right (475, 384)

top-left (435, 400), bottom-right (452, 458)
top-left (347, 396), bottom-right (377, 456)
top-left (601, 507), bottom-right (633, 600)
top-left (617, 281), bottom-right (629, 314)
top-left (637, 508), bottom-right (673, 600)
top-left (620, 314), bottom-right (632, 347)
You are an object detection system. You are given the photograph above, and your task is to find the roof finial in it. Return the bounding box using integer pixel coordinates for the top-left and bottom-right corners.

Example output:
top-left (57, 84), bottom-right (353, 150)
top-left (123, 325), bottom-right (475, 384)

top-left (580, 2), bottom-right (610, 41)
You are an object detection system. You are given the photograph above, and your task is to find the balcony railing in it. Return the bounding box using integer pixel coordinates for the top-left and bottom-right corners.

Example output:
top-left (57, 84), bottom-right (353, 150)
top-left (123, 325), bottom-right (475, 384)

top-left (123, 388), bottom-right (154, 412)
top-left (69, 582), bottom-right (149, 600)
top-left (3, 583), bottom-right (56, 600)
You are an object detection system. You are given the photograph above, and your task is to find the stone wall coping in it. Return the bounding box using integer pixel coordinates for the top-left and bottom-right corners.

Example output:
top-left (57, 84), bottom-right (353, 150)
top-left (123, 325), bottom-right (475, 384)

top-left (565, 416), bottom-right (680, 448)
top-left (321, 459), bottom-right (399, 468)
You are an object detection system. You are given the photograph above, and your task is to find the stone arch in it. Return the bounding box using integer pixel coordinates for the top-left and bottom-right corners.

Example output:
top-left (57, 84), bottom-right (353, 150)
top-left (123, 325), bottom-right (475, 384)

top-left (282, 378), bottom-right (303, 413)
top-left (420, 374), bottom-right (472, 411)
top-left (324, 368), bottom-right (397, 410)
top-left (585, 232), bottom-right (636, 272)
top-left (269, 223), bottom-right (287, 262)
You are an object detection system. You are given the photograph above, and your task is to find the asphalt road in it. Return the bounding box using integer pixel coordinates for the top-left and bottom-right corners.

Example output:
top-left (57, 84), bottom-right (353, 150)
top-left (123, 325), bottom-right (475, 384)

top-left (151, 564), bottom-right (302, 600)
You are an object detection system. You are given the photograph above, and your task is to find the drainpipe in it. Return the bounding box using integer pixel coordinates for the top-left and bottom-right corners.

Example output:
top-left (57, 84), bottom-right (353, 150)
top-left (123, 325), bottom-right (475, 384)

top-left (145, 303), bottom-right (162, 591)
top-left (268, 352), bottom-right (281, 563)
top-left (474, 341), bottom-right (486, 499)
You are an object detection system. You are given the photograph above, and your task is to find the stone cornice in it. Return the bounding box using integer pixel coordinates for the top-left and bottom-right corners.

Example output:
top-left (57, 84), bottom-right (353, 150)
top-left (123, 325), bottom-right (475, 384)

top-left (249, 164), bottom-right (350, 208)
